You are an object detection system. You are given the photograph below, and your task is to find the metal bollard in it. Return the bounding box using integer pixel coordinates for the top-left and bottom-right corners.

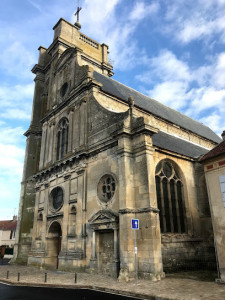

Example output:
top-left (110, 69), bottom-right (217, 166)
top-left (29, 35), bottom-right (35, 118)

top-left (44, 272), bottom-right (47, 283)
top-left (6, 271), bottom-right (9, 279)
top-left (74, 273), bottom-right (77, 283)
top-left (17, 272), bottom-right (20, 282)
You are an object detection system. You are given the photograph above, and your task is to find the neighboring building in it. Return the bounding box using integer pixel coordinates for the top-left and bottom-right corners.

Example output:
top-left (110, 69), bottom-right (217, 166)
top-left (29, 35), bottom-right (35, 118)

top-left (0, 216), bottom-right (17, 248)
top-left (13, 17), bottom-right (221, 280)
top-left (200, 131), bottom-right (225, 282)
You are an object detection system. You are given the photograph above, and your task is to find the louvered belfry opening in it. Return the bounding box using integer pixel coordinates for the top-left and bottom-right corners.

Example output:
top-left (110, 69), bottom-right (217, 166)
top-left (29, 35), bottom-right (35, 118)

top-left (155, 160), bottom-right (186, 234)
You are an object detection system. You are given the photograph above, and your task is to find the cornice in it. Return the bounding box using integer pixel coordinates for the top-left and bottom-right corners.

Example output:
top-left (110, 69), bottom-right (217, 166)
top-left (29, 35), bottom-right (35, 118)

top-left (119, 207), bottom-right (159, 214)
top-left (24, 127), bottom-right (42, 137)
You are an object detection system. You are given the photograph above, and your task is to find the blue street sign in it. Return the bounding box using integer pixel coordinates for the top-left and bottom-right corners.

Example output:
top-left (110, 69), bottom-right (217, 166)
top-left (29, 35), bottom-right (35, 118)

top-left (131, 219), bottom-right (139, 229)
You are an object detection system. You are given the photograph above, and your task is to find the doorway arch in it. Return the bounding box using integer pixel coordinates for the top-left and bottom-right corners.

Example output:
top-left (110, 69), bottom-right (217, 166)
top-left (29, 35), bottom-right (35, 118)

top-left (46, 221), bottom-right (62, 269)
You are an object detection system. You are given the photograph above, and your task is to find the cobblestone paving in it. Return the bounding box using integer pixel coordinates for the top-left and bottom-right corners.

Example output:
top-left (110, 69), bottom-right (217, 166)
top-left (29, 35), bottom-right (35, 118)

top-left (0, 264), bottom-right (225, 300)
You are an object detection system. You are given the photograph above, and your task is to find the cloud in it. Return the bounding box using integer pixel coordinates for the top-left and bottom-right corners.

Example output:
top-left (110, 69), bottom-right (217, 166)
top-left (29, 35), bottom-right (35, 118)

top-left (0, 142), bottom-right (24, 217)
top-left (0, 83), bottom-right (34, 105)
top-left (199, 113), bottom-right (222, 134)
top-left (0, 126), bottom-right (25, 144)
top-left (128, 2), bottom-right (159, 21)
top-left (211, 52), bottom-right (225, 88)
top-left (0, 41), bottom-right (35, 80)
top-left (27, 0), bottom-right (42, 12)
top-left (79, 0), bottom-right (158, 70)
top-left (147, 81), bottom-right (189, 110)
top-left (137, 49), bottom-right (191, 84)
top-left (0, 123), bottom-right (26, 221)
top-left (0, 145), bottom-right (24, 177)
top-left (0, 83), bottom-right (33, 122)
top-left (162, 0), bottom-right (225, 45)
top-left (188, 87), bottom-right (225, 114)
top-left (0, 208), bottom-right (18, 221)
top-left (135, 47), bottom-right (225, 135)
top-left (0, 109), bottom-right (31, 120)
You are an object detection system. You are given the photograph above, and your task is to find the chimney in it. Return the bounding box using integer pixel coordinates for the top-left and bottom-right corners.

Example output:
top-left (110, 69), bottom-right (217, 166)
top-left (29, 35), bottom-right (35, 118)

top-left (13, 215), bottom-right (17, 222)
top-left (221, 130), bottom-right (225, 141)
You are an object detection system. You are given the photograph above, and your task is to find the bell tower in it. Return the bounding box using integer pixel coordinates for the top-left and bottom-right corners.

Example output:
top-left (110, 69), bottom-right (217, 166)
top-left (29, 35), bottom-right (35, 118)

top-left (13, 11), bottom-right (113, 264)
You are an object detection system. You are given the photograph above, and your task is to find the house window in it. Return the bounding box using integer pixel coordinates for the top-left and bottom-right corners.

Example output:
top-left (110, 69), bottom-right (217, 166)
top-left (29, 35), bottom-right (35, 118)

top-left (219, 175), bottom-right (225, 207)
top-left (155, 160), bottom-right (186, 233)
top-left (56, 118), bottom-right (69, 160)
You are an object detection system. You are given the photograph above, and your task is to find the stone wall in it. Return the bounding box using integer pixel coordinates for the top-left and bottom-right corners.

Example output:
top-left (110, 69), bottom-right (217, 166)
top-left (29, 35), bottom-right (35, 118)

top-left (161, 235), bottom-right (216, 272)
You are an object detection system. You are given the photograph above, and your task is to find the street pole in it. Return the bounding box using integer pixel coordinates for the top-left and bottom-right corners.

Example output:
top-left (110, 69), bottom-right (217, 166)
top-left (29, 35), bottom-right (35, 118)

top-left (134, 227), bottom-right (138, 284)
top-left (131, 219), bottom-right (139, 284)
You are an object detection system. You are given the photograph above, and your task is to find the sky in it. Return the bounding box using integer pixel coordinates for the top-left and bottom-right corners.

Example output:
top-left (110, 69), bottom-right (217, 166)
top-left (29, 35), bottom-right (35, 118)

top-left (0, 0), bottom-right (225, 220)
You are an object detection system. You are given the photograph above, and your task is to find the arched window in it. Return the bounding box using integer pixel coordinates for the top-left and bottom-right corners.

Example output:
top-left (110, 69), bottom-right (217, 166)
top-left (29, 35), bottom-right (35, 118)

top-left (155, 160), bottom-right (186, 234)
top-left (56, 118), bottom-right (69, 160)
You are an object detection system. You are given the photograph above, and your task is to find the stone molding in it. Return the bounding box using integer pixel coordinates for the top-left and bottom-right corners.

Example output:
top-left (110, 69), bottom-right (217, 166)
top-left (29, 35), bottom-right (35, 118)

top-left (119, 207), bottom-right (159, 214)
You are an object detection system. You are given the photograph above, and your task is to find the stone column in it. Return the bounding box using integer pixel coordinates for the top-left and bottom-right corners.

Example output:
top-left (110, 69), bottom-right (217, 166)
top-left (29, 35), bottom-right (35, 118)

top-left (132, 132), bottom-right (164, 280)
top-left (91, 230), bottom-right (96, 259)
top-left (113, 229), bottom-right (118, 260)
top-left (112, 228), bottom-right (120, 278)
top-left (89, 229), bottom-right (97, 271)
top-left (117, 134), bottom-right (135, 279)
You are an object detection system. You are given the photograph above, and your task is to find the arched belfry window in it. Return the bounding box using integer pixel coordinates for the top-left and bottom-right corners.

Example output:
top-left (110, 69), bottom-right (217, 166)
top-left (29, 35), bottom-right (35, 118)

top-left (155, 160), bottom-right (186, 234)
top-left (56, 118), bottom-right (69, 160)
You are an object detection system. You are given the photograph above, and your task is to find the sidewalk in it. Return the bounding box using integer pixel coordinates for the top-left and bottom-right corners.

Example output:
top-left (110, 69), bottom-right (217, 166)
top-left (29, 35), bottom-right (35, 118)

top-left (0, 264), bottom-right (225, 300)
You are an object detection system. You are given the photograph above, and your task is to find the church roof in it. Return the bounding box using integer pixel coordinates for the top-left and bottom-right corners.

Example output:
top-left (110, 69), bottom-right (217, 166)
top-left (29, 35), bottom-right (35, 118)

top-left (200, 139), bottom-right (225, 162)
top-left (152, 131), bottom-right (208, 159)
top-left (93, 71), bottom-right (221, 144)
top-left (0, 220), bottom-right (17, 231)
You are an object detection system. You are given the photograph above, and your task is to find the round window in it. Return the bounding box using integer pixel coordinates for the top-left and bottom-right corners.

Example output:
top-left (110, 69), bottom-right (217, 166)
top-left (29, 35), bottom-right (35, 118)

top-left (50, 187), bottom-right (64, 211)
top-left (60, 82), bottom-right (68, 97)
top-left (97, 174), bottom-right (116, 203)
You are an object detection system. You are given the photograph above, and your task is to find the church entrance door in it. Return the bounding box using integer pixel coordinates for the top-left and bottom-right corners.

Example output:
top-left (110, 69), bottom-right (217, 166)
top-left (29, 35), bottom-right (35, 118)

top-left (46, 222), bottom-right (62, 269)
top-left (98, 231), bottom-right (114, 276)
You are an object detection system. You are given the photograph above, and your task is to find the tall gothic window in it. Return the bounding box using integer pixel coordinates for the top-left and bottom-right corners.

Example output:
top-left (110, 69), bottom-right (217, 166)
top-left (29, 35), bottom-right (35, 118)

top-left (155, 160), bottom-right (186, 234)
top-left (56, 118), bottom-right (69, 160)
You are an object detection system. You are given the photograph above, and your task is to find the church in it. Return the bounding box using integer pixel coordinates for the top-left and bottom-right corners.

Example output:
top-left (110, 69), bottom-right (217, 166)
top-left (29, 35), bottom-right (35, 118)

top-left (13, 15), bottom-right (221, 281)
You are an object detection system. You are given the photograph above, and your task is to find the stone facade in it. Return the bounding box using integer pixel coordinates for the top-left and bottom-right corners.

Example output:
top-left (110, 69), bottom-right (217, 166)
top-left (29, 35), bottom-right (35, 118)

top-left (13, 18), bottom-right (220, 280)
top-left (201, 133), bottom-right (225, 282)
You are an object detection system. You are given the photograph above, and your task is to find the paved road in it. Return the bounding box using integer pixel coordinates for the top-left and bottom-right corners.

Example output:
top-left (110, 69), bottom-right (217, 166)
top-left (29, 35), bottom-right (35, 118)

top-left (0, 283), bottom-right (142, 300)
top-left (0, 259), bottom-right (9, 265)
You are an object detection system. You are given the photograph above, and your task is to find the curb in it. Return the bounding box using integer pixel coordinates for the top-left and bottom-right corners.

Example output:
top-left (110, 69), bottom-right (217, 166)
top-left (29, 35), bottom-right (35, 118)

top-left (0, 280), bottom-right (174, 300)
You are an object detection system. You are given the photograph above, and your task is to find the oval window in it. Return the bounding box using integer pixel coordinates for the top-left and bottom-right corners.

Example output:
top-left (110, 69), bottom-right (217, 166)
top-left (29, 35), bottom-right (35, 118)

top-left (50, 187), bottom-right (64, 211)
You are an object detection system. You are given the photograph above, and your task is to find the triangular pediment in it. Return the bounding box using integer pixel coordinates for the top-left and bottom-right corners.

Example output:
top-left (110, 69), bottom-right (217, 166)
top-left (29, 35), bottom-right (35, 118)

top-left (88, 210), bottom-right (118, 226)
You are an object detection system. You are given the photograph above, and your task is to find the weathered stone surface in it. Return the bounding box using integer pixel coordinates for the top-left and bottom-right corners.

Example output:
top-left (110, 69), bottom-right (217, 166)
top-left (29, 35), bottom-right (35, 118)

top-left (14, 17), bottom-right (218, 281)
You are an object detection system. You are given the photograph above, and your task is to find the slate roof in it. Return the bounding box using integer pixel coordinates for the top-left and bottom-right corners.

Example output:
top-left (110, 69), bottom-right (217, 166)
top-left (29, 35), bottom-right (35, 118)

top-left (0, 220), bottom-right (17, 231)
top-left (152, 131), bottom-right (208, 159)
top-left (93, 71), bottom-right (221, 144)
top-left (200, 139), bottom-right (225, 161)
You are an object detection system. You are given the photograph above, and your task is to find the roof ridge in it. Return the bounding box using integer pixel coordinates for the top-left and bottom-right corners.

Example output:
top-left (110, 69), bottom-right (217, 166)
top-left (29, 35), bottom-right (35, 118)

top-left (101, 72), bottom-right (213, 130)
top-left (93, 71), bottom-right (221, 144)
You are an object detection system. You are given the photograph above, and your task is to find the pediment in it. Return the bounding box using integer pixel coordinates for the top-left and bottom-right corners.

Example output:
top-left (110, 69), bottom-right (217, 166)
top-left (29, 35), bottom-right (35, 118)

top-left (88, 210), bottom-right (118, 226)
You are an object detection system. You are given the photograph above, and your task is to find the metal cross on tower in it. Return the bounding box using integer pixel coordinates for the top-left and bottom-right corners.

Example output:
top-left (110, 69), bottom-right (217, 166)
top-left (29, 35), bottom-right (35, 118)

top-left (74, 5), bottom-right (82, 23)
